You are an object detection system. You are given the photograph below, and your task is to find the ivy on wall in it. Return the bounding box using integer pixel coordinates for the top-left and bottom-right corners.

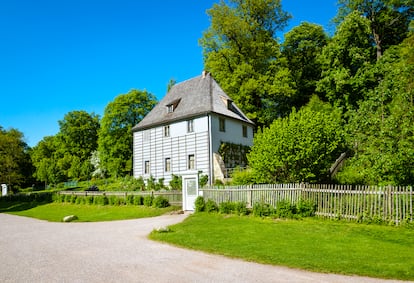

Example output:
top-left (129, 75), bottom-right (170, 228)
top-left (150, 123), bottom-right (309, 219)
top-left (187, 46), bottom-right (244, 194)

top-left (218, 142), bottom-right (251, 168)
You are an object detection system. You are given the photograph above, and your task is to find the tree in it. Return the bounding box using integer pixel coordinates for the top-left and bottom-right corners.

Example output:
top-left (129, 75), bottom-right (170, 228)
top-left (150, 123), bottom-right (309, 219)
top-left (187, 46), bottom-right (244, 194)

top-left (336, 33), bottom-right (414, 185)
top-left (98, 89), bottom-right (157, 177)
top-left (200, 0), bottom-right (295, 126)
top-left (248, 96), bottom-right (346, 183)
top-left (336, 0), bottom-right (414, 60)
top-left (316, 11), bottom-right (376, 111)
top-left (282, 22), bottom-right (328, 108)
top-left (0, 127), bottom-right (33, 191)
top-left (31, 135), bottom-right (64, 186)
top-left (58, 110), bottom-right (100, 160)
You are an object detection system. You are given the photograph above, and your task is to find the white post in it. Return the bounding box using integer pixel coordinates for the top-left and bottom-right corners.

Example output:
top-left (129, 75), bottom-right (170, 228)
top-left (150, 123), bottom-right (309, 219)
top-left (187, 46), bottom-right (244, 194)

top-left (1, 184), bottom-right (7, 196)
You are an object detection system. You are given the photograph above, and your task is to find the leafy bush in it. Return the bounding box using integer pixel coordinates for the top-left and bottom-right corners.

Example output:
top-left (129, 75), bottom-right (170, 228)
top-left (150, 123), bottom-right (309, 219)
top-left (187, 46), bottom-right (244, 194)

top-left (219, 201), bottom-right (236, 214)
top-left (65, 194), bottom-right (72, 203)
top-left (133, 195), bottom-right (143, 205)
top-left (155, 179), bottom-right (166, 191)
top-left (205, 199), bottom-right (218, 213)
top-left (274, 200), bottom-right (296, 218)
top-left (296, 199), bottom-right (316, 217)
top-left (146, 176), bottom-right (156, 191)
top-left (93, 195), bottom-right (108, 205)
top-left (234, 202), bottom-right (248, 216)
top-left (194, 196), bottom-right (205, 212)
top-left (231, 168), bottom-right (256, 185)
top-left (253, 202), bottom-right (273, 217)
top-left (0, 191), bottom-right (54, 203)
top-left (126, 195), bottom-right (134, 205)
top-left (85, 196), bottom-right (94, 205)
top-left (169, 174), bottom-right (182, 190)
top-left (198, 172), bottom-right (209, 187)
top-left (143, 195), bottom-right (154, 207)
top-left (152, 196), bottom-right (170, 208)
top-left (108, 195), bottom-right (117, 205)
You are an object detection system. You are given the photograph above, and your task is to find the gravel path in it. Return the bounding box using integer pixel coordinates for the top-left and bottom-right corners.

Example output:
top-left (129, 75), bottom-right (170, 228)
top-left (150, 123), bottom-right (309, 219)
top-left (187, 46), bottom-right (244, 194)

top-left (0, 213), bottom-right (407, 283)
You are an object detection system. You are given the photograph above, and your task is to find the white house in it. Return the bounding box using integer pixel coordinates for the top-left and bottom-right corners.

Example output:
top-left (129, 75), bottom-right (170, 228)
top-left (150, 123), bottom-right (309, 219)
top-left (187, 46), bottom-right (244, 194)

top-left (132, 72), bottom-right (254, 185)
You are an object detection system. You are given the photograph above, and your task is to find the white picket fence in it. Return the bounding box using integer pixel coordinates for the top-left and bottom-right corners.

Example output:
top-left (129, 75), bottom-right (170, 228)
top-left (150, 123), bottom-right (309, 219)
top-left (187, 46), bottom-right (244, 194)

top-left (201, 184), bottom-right (414, 225)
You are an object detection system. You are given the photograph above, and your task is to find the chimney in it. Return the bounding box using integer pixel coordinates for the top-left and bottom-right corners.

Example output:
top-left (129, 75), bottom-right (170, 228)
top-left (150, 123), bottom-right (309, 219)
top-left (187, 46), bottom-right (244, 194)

top-left (202, 70), bottom-right (208, 78)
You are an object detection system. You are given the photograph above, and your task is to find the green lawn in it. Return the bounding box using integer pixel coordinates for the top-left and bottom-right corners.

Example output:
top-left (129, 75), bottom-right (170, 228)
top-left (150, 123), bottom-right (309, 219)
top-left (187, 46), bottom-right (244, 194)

top-left (0, 202), bottom-right (178, 222)
top-left (150, 213), bottom-right (414, 281)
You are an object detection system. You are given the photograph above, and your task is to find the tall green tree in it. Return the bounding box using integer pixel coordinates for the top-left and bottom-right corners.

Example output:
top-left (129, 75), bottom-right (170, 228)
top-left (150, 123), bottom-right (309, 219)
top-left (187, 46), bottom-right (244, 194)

top-left (248, 96), bottom-right (346, 183)
top-left (200, 0), bottom-right (294, 126)
top-left (56, 110), bottom-right (100, 180)
top-left (336, 33), bottom-right (414, 185)
top-left (31, 135), bottom-right (64, 186)
top-left (98, 89), bottom-right (157, 177)
top-left (316, 11), bottom-right (376, 111)
top-left (0, 127), bottom-right (33, 191)
top-left (336, 0), bottom-right (414, 60)
top-left (282, 22), bottom-right (328, 108)
top-left (58, 110), bottom-right (100, 161)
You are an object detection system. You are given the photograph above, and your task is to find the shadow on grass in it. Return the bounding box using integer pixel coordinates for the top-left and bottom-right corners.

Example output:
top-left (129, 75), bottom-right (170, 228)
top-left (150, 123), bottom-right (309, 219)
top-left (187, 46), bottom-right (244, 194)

top-left (0, 201), bottom-right (50, 213)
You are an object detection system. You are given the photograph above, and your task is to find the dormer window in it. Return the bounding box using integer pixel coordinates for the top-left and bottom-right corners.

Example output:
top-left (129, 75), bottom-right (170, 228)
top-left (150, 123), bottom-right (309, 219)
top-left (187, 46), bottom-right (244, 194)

top-left (220, 96), bottom-right (234, 111)
top-left (227, 99), bottom-right (233, 111)
top-left (166, 98), bottom-right (181, 113)
top-left (167, 104), bottom-right (174, 113)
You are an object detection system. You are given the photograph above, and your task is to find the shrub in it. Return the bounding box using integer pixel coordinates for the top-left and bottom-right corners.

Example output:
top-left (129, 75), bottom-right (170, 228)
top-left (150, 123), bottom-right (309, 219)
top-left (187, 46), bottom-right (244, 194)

top-left (274, 200), bottom-right (296, 218)
top-left (205, 199), bottom-right (218, 213)
top-left (134, 177), bottom-right (146, 191)
top-left (234, 202), bottom-right (248, 216)
top-left (296, 199), bottom-right (316, 217)
top-left (64, 194), bottom-right (72, 203)
top-left (152, 196), bottom-right (170, 208)
top-left (253, 202), bottom-right (273, 217)
top-left (133, 195), bottom-right (143, 205)
top-left (231, 168), bottom-right (256, 185)
top-left (108, 195), bottom-right (117, 205)
top-left (155, 179), bottom-right (166, 191)
top-left (126, 195), bottom-right (134, 205)
top-left (75, 196), bottom-right (82, 205)
top-left (169, 174), bottom-right (182, 190)
top-left (93, 195), bottom-right (109, 205)
top-left (85, 196), bottom-right (94, 205)
top-left (219, 201), bottom-right (236, 214)
top-left (194, 196), bottom-right (205, 212)
top-left (55, 194), bottom-right (66, 203)
top-left (116, 197), bottom-right (126, 206)
top-left (146, 176), bottom-right (156, 191)
top-left (143, 195), bottom-right (154, 207)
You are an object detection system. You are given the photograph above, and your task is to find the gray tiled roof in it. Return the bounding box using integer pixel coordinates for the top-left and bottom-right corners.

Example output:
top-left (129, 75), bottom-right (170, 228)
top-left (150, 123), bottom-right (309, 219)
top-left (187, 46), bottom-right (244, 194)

top-left (132, 72), bottom-right (254, 131)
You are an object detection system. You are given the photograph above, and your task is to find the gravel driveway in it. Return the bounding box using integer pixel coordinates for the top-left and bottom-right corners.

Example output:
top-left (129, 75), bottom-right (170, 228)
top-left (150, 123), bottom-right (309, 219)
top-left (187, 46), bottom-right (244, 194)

top-left (0, 213), bottom-right (406, 283)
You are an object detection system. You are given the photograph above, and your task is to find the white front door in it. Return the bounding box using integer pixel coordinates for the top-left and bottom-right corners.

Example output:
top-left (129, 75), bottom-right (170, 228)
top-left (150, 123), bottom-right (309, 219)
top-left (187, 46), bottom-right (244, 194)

top-left (183, 176), bottom-right (198, 211)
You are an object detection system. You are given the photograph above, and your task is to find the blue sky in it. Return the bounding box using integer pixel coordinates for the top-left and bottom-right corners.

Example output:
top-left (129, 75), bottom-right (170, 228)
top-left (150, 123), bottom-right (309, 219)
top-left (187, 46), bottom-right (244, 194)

top-left (0, 0), bottom-right (338, 147)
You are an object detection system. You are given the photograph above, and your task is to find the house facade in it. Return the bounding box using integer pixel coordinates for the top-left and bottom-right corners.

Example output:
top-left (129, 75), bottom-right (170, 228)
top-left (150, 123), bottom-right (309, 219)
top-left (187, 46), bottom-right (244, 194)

top-left (132, 72), bottom-right (254, 185)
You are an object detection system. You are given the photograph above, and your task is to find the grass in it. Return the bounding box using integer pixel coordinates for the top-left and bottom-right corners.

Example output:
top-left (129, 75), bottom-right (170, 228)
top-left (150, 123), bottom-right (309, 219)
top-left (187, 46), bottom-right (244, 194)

top-left (0, 201), bottom-right (179, 222)
top-left (150, 213), bottom-right (414, 281)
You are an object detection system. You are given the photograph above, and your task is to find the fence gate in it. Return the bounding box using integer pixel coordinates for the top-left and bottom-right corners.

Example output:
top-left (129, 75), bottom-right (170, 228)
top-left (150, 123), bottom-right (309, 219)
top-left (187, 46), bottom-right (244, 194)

top-left (182, 172), bottom-right (199, 211)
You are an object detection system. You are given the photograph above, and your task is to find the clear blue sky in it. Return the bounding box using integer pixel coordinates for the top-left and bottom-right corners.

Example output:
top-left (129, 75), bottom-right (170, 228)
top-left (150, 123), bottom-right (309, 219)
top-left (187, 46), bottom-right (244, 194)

top-left (0, 0), bottom-right (338, 147)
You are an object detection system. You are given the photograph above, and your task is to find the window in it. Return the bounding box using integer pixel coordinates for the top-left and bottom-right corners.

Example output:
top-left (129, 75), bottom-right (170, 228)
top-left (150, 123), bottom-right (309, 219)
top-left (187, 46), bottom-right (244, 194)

top-left (188, 154), bottom-right (195, 170)
top-left (165, 158), bottom-right (171, 172)
top-left (143, 130), bottom-right (150, 142)
top-left (166, 98), bottom-right (181, 113)
top-left (242, 125), bottom-right (248, 138)
top-left (164, 125), bottom-right (170, 137)
top-left (144, 161), bottom-right (150, 174)
top-left (167, 104), bottom-right (174, 113)
top-left (219, 117), bottom-right (226, 132)
top-left (187, 119), bottom-right (194, 133)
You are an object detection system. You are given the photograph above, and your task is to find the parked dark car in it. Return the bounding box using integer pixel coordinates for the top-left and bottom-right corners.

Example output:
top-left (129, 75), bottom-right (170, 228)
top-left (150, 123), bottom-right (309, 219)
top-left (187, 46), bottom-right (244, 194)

top-left (86, 185), bottom-right (99, 191)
